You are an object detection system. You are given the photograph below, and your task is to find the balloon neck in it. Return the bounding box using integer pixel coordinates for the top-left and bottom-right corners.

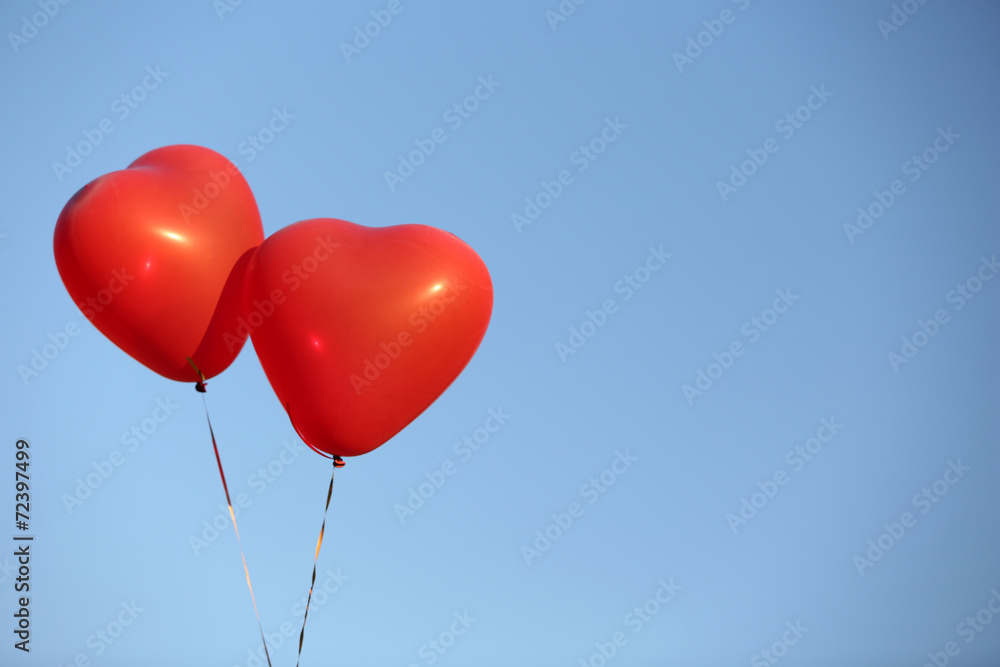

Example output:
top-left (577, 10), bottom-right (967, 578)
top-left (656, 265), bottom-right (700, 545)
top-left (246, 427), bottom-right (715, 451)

top-left (333, 456), bottom-right (345, 469)
top-left (186, 356), bottom-right (208, 391)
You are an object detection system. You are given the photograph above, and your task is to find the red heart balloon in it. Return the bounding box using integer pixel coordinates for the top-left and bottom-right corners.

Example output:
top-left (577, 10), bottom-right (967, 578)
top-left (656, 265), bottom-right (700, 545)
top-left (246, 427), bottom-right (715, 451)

top-left (53, 144), bottom-right (264, 382)
top-left (245, 218), bottom-right (493, 458)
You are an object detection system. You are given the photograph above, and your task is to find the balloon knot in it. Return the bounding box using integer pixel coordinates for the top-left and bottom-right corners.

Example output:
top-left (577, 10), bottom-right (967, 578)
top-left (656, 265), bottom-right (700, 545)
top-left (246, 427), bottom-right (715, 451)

top-left (187, 357), bottom-right (208, 391)
top-left (333, 456), bottom-right (345, 469)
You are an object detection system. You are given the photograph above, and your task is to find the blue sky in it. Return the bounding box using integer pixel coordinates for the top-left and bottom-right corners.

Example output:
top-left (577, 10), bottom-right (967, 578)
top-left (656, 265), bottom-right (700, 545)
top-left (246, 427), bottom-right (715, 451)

top-left (2, 1), bottom-right (999, 665)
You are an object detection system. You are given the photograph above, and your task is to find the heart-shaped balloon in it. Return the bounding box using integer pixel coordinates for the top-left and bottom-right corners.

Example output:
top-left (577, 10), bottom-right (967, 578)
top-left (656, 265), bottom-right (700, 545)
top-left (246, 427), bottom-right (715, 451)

top-left (245, 218), bottom-right (493, 458)
top-left (53, 144), bottom-right (264, 382)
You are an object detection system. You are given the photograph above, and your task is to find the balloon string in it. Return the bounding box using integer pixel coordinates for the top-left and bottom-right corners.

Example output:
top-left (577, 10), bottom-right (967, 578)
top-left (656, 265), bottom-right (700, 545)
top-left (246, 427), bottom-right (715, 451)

top-left (189, 358), bottom-right (273, 667)
top-left (295, 455), bottom-right (343, 667)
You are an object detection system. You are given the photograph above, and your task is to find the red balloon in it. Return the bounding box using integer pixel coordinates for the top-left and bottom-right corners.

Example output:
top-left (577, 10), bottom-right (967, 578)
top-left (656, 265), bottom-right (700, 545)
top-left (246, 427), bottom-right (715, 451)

top-left (53, 144), bottom-right (264, 382)
top-left (245, 218), bottom-right (493, 458)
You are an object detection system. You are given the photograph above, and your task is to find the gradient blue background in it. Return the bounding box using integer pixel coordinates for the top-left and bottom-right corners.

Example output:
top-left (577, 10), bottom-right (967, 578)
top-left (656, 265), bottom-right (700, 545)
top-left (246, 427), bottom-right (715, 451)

top-left (2, 1), bottom-right (999, 665)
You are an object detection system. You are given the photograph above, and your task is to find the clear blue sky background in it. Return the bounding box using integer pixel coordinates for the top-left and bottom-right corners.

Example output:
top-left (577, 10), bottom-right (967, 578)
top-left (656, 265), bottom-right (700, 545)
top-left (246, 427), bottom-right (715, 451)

top-left (2, 1), bottom-right (999, 665)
